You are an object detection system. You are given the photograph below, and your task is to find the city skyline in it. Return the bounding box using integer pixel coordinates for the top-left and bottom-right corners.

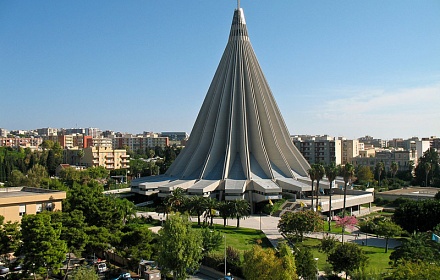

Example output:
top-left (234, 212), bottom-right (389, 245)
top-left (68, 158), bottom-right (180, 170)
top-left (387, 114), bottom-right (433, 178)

top-left (1, 1), bottom-right (439, 139)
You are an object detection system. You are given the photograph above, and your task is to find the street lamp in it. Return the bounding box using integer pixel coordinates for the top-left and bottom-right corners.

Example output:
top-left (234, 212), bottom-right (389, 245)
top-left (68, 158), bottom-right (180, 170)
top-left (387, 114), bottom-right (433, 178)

top-left (314, 257), bottom-right (319, 280)
top-left (224, 235), bottom-right (227, 276)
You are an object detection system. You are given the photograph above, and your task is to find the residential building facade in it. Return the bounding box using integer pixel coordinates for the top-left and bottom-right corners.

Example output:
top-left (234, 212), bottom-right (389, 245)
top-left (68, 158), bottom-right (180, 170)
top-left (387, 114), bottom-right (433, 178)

top-left (0, 187), bottom-right (66, 222)
top-left (291, 135), bottom-right (342, 165)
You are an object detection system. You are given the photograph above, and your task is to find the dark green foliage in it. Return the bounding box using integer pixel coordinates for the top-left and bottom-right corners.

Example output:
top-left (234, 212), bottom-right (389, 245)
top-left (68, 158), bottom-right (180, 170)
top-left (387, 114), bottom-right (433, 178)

top-left (319, 235), bottom-right (338, 255)
top-left (414, 148), bottom-right (440, 187)
top-left (393, 199), bottom-right (440, 232)
top-left (19, 213), bottom-right (68, 278)
top-left (390, 232), bottom-right (440, 265)
top-left (328, 243), bottom-right (368, 278)
top-left (294, 245), bottom-right (317, 280)
top-left (278, 210), bottom-right (324, 241)
top-left (200, 227), bottom-right (223, 255)
top-left (117, 224), bottom-right (155, 270)
top-left (157, 213), bottom-right (203, 280)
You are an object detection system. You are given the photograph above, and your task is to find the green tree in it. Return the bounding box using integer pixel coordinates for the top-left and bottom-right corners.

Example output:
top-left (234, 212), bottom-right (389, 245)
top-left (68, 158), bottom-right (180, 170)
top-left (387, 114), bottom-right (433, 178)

top-left (375, 219), bottom-right (402, 253)
top-left (393, 199), bottom-right (440, 232)
top-left (117, 224), bottom-right (155, 269)
top-left (390, 232), bottom-right (439, 265)
top-left (218, 201), bottom-right (232, 227)
top-left (414, 148), bottom-right (439, 187)
top-left (68, 266), bottom-right (99, 280)
top-left (0, 220), bottom-right (21, 266)
top-left (355, 165), bottom-right (374, 184)
top-left (307, 167), bottom-right (316, 210)
top-left (278, 210), bottom-right (324, 242)
top-left (200, 227), bottom-right (223, 256)
top-left (294, 245), bottom-right (316, 280)
top-left (7, 169), bottom-right (27, 187)
top-left (390, 161), bottom-right (399, 186)
top-left (328, 243), bottom-right (368, 279)
top-left (341, 163), bottom-right (355, 217)
top-left (188, 196), bottom-right (208, 226)
top-left (165, 187), bottom-right (187, 213)
top-left (391, 261), bottom-right (440, 280)
top-left (375, 161), bottom-right (385, 188)
top-left (325, 163), bottom-right (339, 231)
top-left (231, 199), bottom-right (250, 228)
top-left (157, 213), bottom-right (203, 280)
top-left (51, 210), bottom-right (88, 279)
top-left (20, 213), bottom-right (68, 279)
top-left (243, 244), bottom-right (297, 280)
top-left (319, 235), bottom-right (338, 255)
top-left (204, 198), bottom-right (218, 226)
top-left (312, 163), bottom-right (325, 211)
top-left (27, 163), bottom-right (48, 187)
top-left (87, 166), bottom-right (109, 180)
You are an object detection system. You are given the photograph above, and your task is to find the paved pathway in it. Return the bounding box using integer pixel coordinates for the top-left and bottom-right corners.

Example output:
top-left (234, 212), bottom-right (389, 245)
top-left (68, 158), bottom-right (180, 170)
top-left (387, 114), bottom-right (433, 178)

top-left (138, 211), bottom-right (401, 249)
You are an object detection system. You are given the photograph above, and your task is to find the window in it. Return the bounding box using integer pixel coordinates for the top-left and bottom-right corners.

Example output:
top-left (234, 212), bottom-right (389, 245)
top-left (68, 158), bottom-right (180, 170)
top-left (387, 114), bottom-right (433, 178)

top-left (45, 202), bottom-right (54, 211)
top-left (19, 205), bottom-right (26, 216)
top-left (36, 203), bottom-right (43, 213)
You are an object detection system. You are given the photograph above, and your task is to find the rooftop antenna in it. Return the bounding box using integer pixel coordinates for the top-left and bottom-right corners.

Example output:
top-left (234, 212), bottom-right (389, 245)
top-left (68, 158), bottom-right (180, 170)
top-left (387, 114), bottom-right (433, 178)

top-left (238, 0), bottom-right (240, 9)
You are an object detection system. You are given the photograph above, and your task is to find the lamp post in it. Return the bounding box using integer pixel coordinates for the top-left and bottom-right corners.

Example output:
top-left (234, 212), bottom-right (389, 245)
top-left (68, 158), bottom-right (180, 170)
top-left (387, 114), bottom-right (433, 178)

top-left (314, 257), bottom-right (319, 280)
top-left (224, 235), bottom-right (227, 276)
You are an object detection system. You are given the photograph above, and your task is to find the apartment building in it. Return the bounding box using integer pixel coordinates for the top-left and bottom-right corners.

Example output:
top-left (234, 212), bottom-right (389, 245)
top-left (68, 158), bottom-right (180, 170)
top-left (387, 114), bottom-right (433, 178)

top-left (340, 138), bottom-right (360, 165)
top-left (64, 147), bottom-right (130, 170)
top-left (0, 128), bottom-right (9, 137)
top-left (0, 137), bottom-right (42, 148)
top-left (112, 134), bottom-right (169, 151)
top-left (358, 135), bottom-right (388, 148)
top-left (36, 127), bottom-right (58, 136)
top-left (291, 135), bottom-right (342, 165)
top-left (0, 187), bottom-right (66, 223)
top-left (352, 149), bottom-right (416, 171)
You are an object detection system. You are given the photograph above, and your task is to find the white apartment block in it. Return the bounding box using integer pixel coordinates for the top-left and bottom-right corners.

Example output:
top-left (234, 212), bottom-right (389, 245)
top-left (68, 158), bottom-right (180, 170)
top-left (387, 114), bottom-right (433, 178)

top-left (340, 138), bottom-right (360, 165)
top-left (0, 128), bottom-right (9, 137)
top-left (65, 147), bottom-right (130, 170)
top-left (352, 148), bottom-right (416, 171)
top-left (112, 134), bottom-right (169, 151)
top-left (291, 135), bottom-right (342, 165)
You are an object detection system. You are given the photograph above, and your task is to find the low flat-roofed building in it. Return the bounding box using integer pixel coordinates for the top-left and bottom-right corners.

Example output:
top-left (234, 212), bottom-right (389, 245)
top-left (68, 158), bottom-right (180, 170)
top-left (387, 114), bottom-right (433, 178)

top-left (0, 187), bottom-right (66, 222)
top-left (376, 187), bottom-right (438, 201)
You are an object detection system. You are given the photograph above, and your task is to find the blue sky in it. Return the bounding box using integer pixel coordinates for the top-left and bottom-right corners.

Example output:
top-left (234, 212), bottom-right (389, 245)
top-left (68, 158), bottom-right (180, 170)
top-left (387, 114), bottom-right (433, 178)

top-left (1, 1), bottom-right (439, 139)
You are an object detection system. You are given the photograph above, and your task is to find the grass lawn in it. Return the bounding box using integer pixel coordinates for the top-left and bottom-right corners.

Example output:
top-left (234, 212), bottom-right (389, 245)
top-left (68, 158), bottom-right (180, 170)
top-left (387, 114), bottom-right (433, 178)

top-left (192, 224), bottom-right (272, 253)
top-left (298, 238), bottom-right (394, 273)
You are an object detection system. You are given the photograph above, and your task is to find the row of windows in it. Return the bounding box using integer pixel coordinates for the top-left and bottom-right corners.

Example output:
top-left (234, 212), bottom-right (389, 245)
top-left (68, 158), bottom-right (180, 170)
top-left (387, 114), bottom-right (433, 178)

top-left (19, 202), bottom-right (53, 216)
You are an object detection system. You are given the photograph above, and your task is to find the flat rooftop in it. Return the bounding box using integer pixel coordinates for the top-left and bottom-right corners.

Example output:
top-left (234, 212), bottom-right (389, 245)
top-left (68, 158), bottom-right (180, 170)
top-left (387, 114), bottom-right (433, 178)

top-left (378, 187), bottom-right (439, 198)
top-left (0, 187), bottom-right (65, 199)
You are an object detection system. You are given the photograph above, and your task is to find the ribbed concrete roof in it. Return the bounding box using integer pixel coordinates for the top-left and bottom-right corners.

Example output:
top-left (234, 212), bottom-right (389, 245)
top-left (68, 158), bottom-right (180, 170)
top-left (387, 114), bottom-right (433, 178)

top-left (134, 7), bottom-right (313, 199)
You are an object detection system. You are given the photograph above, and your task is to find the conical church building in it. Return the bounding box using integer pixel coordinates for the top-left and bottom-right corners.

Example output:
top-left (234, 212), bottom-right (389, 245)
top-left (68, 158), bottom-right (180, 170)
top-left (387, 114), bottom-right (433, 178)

top-left (132, 6), bottom-right (317, 206)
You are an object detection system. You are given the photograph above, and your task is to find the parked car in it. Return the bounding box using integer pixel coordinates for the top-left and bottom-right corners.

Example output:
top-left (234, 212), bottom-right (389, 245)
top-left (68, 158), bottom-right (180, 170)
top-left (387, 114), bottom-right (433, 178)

top-left (97, 262), bottom-right (108, 273)
top-left (112, 272), bottom-right (133, 280)
top-left (0, 266), bottom-right (9, 275)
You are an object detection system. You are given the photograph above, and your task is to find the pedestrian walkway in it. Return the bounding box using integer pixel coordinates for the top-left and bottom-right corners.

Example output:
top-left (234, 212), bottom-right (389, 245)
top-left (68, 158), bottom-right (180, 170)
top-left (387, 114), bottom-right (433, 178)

top-left (137, 211), bottom-right (401, 249)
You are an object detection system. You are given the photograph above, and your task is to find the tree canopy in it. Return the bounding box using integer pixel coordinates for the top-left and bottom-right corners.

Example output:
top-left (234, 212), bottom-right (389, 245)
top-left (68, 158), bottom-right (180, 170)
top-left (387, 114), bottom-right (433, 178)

top-left (157, 213), bottom-right (203, 280)
top-left (278, 210), bottom-right (324, 241)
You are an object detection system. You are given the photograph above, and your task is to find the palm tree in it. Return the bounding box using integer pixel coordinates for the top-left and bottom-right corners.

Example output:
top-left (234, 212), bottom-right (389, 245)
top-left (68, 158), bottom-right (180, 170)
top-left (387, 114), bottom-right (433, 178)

top-left (77, 149), bottom-right (84, 167)
top-left (425, 162), bottom-right (432, 187)
top-left (325, 163), bottom-right (339, 231)
top-left (376, 161), bottom-right (385, 188)
top-left (231, 199), bottom-right (250, 228)
top-left (204, 198), bottom-right (219, 226)
top-left (390, 161), bottom-right (398, 186)
top-left (307, 168), bottom-right (317, 210)
top-left (313, 163), bottom-right (325, 211)
top-left (189, 196), bottom-right (208, 226)
top-left (218, 201), bottom-right (232, 227)
top-left (342, 163), bottom-right (355, 218)
top-left (165, 187), bottom-right (187, 213)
